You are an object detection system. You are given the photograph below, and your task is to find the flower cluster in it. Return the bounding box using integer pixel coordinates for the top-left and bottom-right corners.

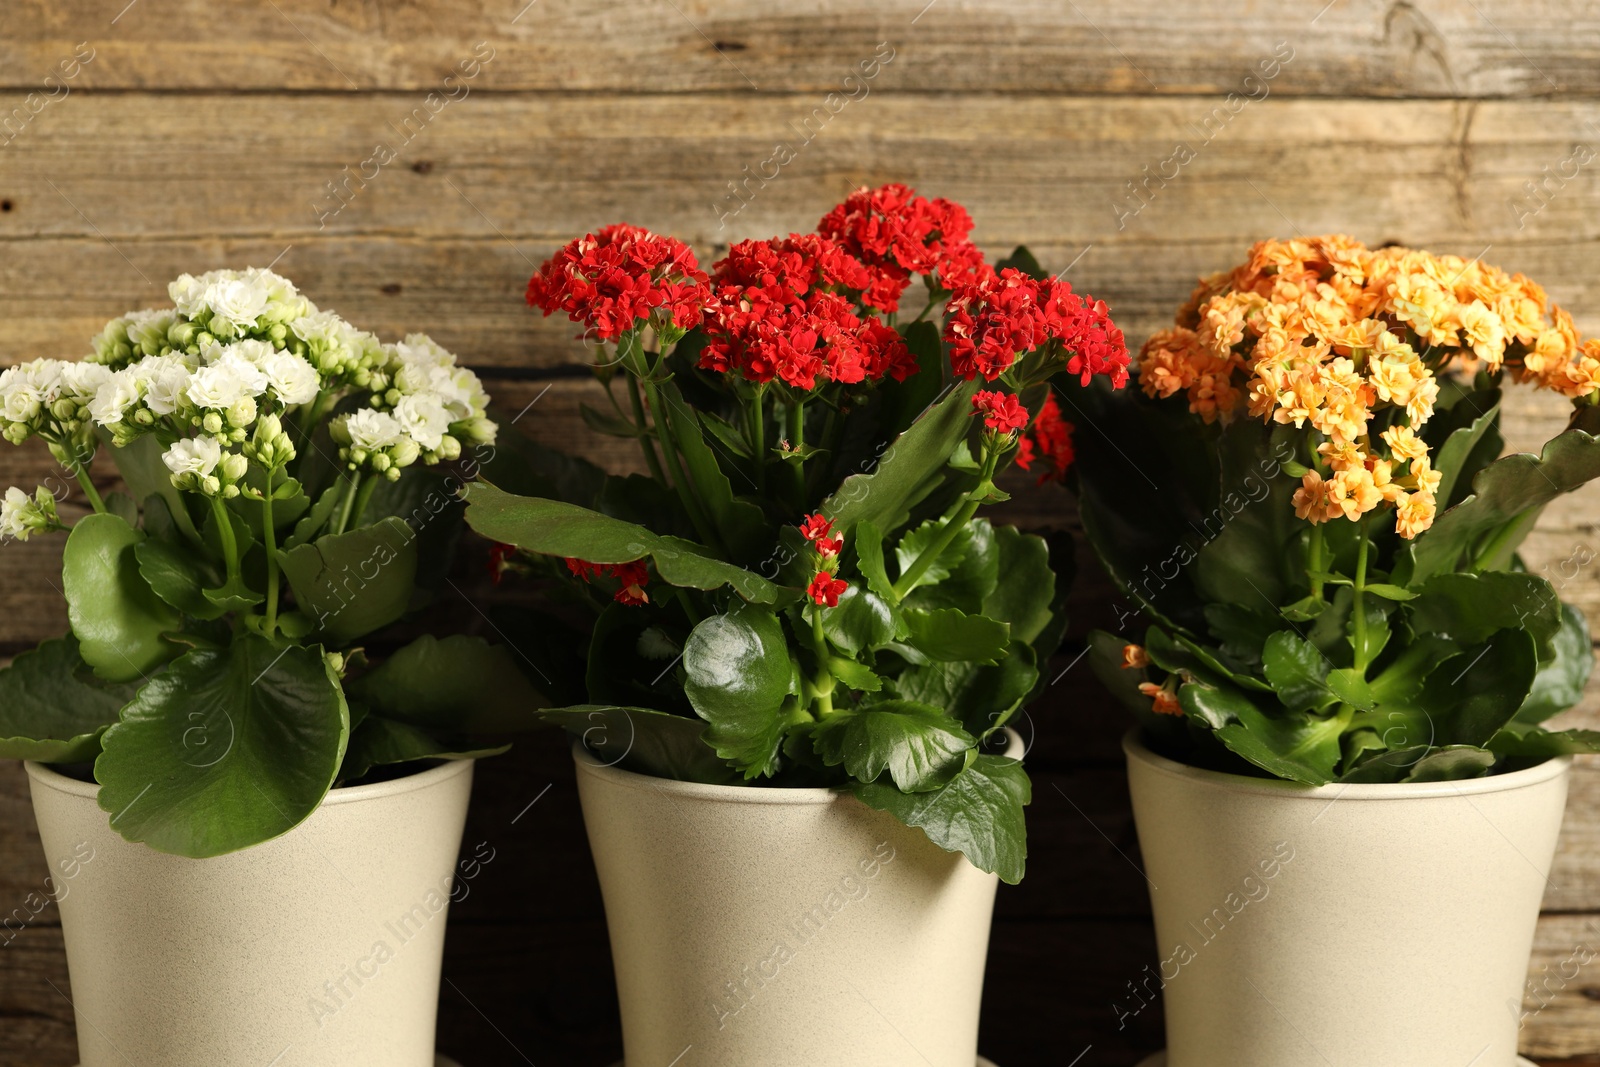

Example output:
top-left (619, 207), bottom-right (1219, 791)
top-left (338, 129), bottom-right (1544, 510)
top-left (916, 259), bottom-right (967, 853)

top-left (1136, 236), bottom-right (1597, 539)
top-left (0, 486), bottom-right (62, 542)
top-left (565, 557), bottom-right (651, 606)
top-left (1014, 392), bottom-right (1076, 483)
top-left (700, 234), bottom-right (916, 390)
top-left (944, 268), bottom-right (1129, 385)
top-left (801, 513), bottom-right (847, 606)
top-left (526, 224), bottom-right (709, 343)
top-left (816, 183), bottom-right (989, 312)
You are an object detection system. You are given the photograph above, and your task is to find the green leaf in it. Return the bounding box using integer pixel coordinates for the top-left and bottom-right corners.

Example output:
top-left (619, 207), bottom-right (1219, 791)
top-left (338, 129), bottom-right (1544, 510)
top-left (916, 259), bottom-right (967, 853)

top-left (818, 585), bottom-right (898, 655)
top-left (1261, 631), bottom-right (1334, 713)
top-left (809, 700), bottom-right (976, 792)
top-left (828, 656), bottom-right (884, 692)
top-left (1428, 398), bottom-right (1502, 510)
top-left (347, 635), bottom-right (547, 734)
top-left (63, 513), bottom-right (182, 683)
top-left (682, 609), bottom-right (797, 778)
top-left (659, 380), bottom-right (768, 561)
top-left (821, 379), bottom-right (980, 539)
top-left (1403, 746), bottom-right (1496, 781)
top-left (463, 482), bottom-right (789, 605)
top-left (338, 714), bottom-right (508, 783)
top-left (1326, 667), bottom-right (1377, 710)
top-left (1180, 681), bottom-right (1342, 784)
top-left (1516, 601), bottom-right (1593, 725)
top-left (1406, 573), bottom-right (1562, 655)
top-left (135, 537), bottom-right (227, 620)
top-left (106, 431), bottom-right (201, 544)
top-left (901, 607), bottom-right (1009, 663)
top-left (903, 518), bottom-right (999, 614)
top-left (1402, 428), bottom-right (1600, 584)
top-left (94, 637), bottom-right (349, 858)
top-left (539, 704), bottom-right (742, 785)
top-left (995, 245), bottom-right (1047, 280)
top-left (0, 637), bottom-right (138, 762)
top-left (855, 519), bottom-right (894, 600)
top-left (1204, 603), bottom-right (1280, 666)
top-left (1087, 629), bottom-right (1156, 716)
top-left (897, 643), bottom-right (1038, 738)
top-left (980, 526), bottom-right (1056, 647)
top-left (277, 516), bottom-right (417, 645)
top-left (1488, 726), bottom-right (1600, 759)
top-left (853, 754), bottom-right (1031, 884)
top-left (1363, 583), bottom-right (1418, 601)
top-left (284, 477), bottom-right (350, 551)
top-left (580, 402), bottom-right (646, 438)
top-left (1381, 629), bottom-right (1540, 749)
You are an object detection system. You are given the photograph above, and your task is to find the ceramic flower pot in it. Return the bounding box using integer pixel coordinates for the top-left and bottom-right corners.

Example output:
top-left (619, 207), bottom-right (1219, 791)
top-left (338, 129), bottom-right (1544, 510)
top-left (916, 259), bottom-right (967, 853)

top-left (26, 758), bottom-right (476, 1067)
top-left (1124, 731), bottom-right (1569, 1067)
top-left (576, 729), bottom-right (1023, 1067)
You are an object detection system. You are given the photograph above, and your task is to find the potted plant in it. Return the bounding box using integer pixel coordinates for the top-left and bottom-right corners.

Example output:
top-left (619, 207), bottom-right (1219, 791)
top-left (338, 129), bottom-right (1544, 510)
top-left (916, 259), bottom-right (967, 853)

top-left (465, 185), bottom-right (1130, 1066)
top-left (1075, 235), bottom-right (1600, 1067)
top-left (0, 267), bottom-right (532, 1067)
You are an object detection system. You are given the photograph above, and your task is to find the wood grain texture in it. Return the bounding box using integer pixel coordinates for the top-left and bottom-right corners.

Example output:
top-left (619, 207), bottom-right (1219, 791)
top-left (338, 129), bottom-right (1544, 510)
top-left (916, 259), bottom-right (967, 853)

top-left (0, 0), bottom-right (1596, 97)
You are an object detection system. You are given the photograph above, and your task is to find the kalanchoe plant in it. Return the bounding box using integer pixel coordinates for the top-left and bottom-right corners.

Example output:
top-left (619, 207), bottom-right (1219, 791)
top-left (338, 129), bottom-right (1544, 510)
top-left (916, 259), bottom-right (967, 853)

top-left (0, 268), bottom-right (533, 857)
top-left (467, 185), bottom-right (1130, 883)
top-left (1079, 236), bottom-right (1600, 784)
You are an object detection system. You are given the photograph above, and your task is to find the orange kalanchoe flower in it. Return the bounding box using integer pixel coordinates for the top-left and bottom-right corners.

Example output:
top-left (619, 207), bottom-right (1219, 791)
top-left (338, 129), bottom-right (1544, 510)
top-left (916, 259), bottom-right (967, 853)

top-left (1135, 235), bottom-right (1599, 539)
top-left (1121, 644), bottom-right (1151, 670)
top-left (1138, 681), bottom-right (1183, 716)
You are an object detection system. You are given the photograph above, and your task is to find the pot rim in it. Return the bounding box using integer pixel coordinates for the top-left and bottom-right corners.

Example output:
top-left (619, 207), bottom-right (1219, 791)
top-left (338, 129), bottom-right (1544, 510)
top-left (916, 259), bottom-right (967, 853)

top-left (572, 725), bottom-right (1024, 805)
top-left (1124, 728), bottom-right (1570, 800)
top-left (23, 754), bottom-right (475, 806)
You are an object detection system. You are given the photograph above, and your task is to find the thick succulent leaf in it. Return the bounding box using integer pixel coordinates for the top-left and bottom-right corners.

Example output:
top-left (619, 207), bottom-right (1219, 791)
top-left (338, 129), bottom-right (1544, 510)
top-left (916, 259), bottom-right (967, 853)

top-left (1379, 629), bottom-right (1540, 749)
top-left (1402, 427), bottom-right (1600, 584)
top-left (682, 609), bottom-right (797, 778)
top-left (1261, 631), bottom-right (1336, 714)
top-left (106, 431), bottom-right (201, 544)
top-left (94, 637), bottom-right (348, 858)
top-left (809, 700), bottom-right (976, 792)
top-left (135, 537), bottom-right (227, 620)
top-left (1180, 681), bottom-right (1342, 785)
top-left (820, 378), bottom-right (980, 539)
top-left (1488, 726), bottom-right (1600, 759)
top-left (538, 704), bottom-right (742, 785)
top-left (1515, 601), bottom-right (1594, 725)
top-left (0, 637), bottom-right (138, 762)
top-left (658, 380), bottom-right (768, 562)
top-left (1406, 572), bottom-right (1562, 656)
top-left (897, 643), bottom-right (1038, 738)
top-left (818, 586), bottom-right (898, 655)
top-left (463, 482), bottom-right (789, 605)
top-left (979, 526), bottom-right (1056, 647)
top-left (277, 516), bottom-right (418, 645)
top-left (347, 634), bottom-right (547, 734)
top-left (901, 607), bottom-right (1009, 663)
top-left (63, 513), bottom-right (182, 683)
top-left (339, 714), bottom-right (508, 783)
top-left (853, 754), bottom-right (1031, 884)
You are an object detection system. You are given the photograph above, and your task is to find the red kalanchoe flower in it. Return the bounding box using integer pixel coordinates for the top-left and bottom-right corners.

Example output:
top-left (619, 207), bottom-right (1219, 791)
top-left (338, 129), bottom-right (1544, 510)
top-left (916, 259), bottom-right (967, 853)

top-left (817, 183), bottom-right (991, 313)
top-left (565, 557), bottom-right (651, 606)
top-left (814, 534), bottom-right (843, 558)
top-left (808, 571), bottom-right (849, 607)
top-left (971, 389), bottom-right (1029, 434)
top-left (701, 234), bottom-right (913, 391)
top-left (798, 513), bottom-right (834, 541)
top-left (489, 543), bottom-right (520, 585)
top-left (527, 224), bottom-right (709, 341)
top-left (945, 268), bottom-right (1130, 385)
top-left (1014, 392), bottom-right (1077, 483)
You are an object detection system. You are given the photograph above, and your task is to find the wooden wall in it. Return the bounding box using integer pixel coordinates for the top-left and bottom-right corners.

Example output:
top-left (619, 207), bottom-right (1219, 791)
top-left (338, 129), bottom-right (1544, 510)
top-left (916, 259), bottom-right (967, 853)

top-left (3, 1), bottom-right (1600, 1062)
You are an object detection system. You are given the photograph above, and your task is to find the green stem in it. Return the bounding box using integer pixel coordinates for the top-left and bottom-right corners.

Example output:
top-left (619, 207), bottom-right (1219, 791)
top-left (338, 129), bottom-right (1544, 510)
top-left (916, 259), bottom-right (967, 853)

top-left (1308, 524), bottom-right (1326, 600)
top-left (1471, 515), bottom-right (1529, 573)
top-left (911, 289), bottom-right (942, 324)
top-left (262, 490), bottom-right (279, 637)
top-left (210, 495), bottom-right (241, 583)
top-left (790, 398), bottom-right (806, 452)
top-left (750, 386), bottom-right (767, 495)
top-left (810, 608), bottom-right (836, 718)
top-left (73, 463), bottom-right (106, 516)
top-left (673, 588), bottom-right (702, 627)
top-left (334, 472), bottom-right (364, 536)
top-left (805, 403), bottom-right (842, 501)
top-left (1352, 515), bottom-right (1371, 671)
top-left (891, 445), bottom-right (1000, 601)
top-left (626, 374), bottom-right (668, 485)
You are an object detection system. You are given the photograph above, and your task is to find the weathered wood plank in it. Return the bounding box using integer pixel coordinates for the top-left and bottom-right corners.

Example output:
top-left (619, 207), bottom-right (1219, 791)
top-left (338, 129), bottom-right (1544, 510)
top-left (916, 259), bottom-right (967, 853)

top-left (0, 0), bottom-right (1595, 98)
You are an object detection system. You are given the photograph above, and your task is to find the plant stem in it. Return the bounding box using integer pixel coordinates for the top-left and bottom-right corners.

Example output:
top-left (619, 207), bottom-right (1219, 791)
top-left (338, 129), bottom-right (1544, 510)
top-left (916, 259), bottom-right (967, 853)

top-left (1352, 514), bottom-right (1371, 672)
top-left (891, 445), bottom-right (1000, 601)
top-left (210, 495), bottom-right (241, 583)
top-left (673, 587), bottom-right (702, 626)
top-left (750, 386), bottom-right (767, 495)
top-left (1308, 524), bottom-right (1326, 600)
top-left (334, 472), bottom-right (363, 536)
top-left (805, 403), bottom-right (842, 501)
top-left (73, 463), bottom-right (107, 516)
top-left (810, 608), bottom-right (836, 718)
top-left (262, 489), bottom-right (279, 637)
top-left (626, 374), bottom-right (668, 484)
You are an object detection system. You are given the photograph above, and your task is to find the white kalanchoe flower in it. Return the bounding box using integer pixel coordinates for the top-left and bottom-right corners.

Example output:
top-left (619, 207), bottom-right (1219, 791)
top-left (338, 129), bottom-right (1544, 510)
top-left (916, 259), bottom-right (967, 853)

top-left (202, 275), bottom-right (271, 336)
top-left (187, 350), bottom-right (267, 411)
top-left (332, 409), bottom-right (421, 480)
top-left (393, 392), bottom-right (452, 451)
top-left (0, 361), bottom-right (50, 429)
top-left (343, 409), bottom-right (404, 450)
top-left (141, 355), bottom-right (194, 417)
top-left (89, 367), bottom-right (143, 427)
top-left (162, 435), bottom-right (233, 496)
top-left (261, 350), bottom-right (321, 406)
top-left (0, 486), bottom-right (61, 542)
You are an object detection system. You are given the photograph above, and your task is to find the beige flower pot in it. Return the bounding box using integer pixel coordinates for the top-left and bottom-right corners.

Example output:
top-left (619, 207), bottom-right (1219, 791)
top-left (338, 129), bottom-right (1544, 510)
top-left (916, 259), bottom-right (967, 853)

top-left (576, 729), bottom-right (1022, 1067)
top-left (26, 758), bottom-right (476, 1067)
top-left (1124, 732), bottom-right (1568, 1067)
